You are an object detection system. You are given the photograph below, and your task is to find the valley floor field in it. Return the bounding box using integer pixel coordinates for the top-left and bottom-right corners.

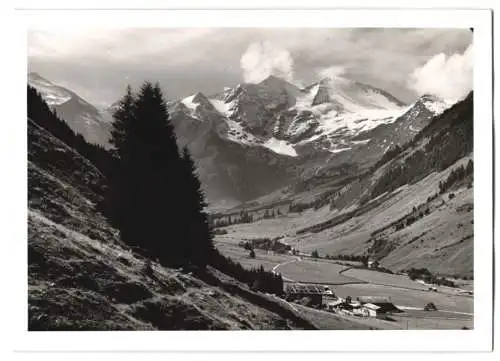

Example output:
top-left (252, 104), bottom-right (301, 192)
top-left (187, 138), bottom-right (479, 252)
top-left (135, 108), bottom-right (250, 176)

top-left (215, 237), bottom-right (473, 330)
top-left (212, 154), bottom-right (474, 330)
top-left (274, 258), bottom-right (359, 285)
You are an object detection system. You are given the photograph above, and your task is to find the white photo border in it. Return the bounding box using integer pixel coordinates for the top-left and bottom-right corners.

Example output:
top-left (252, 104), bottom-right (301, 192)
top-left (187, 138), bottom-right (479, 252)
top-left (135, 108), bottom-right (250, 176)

top-left (6, 7), bottom-right (493, 353)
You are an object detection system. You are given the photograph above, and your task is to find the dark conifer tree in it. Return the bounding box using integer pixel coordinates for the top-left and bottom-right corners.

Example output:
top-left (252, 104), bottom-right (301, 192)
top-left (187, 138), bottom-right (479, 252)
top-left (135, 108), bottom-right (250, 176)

top-left (108, 82), bottom-right (183, 263)
top-left (179, 146), bottom-right (214, 267)
top-left (109, 85), bottom-right (136, 158)
top-left (106, 81), bottom-right (214, 268)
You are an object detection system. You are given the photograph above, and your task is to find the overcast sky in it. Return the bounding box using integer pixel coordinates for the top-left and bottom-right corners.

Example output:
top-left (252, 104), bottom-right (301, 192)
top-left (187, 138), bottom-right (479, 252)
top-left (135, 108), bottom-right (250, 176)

top-left (28, 28), bottom-right (473, 108)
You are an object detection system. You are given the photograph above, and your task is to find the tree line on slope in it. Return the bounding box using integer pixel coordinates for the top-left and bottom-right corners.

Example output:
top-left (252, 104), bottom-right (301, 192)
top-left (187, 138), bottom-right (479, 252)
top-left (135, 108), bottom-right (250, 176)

top-left (209, 252), bottom-right (283, 295)
top-left (240, 238), bottom-right (291, 254)
top-left (27, 85), bottom-right (114, 185)
top-left (370, 144), bottom-right (403, 171)
top-left (370, 92), bottom-right (473, 199)
top-left (28, 82), bottom-right (284, 296)
top-left (438, 160), bottom-right (473, 194)
top-left (210, 207), bottom-right (287, 228)
top-left (406, 268), bottom-right (457, 288)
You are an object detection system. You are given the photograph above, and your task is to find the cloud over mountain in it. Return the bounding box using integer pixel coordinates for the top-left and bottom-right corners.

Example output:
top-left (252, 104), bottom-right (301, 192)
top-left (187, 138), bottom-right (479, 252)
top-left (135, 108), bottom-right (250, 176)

top-left (28, 28), bottom-right (472, 106)
top-left (407, 45), bottom-right (473, 102)
top-left (316, 65), bottom-right (347, 80)
top-left (240, 41), bottom-right (295, 84)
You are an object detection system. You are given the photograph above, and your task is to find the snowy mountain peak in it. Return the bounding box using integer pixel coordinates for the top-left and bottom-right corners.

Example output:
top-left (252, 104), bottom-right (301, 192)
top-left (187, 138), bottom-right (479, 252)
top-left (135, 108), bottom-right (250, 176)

top-left (311, 80), bottom-right (338, 107)
top-left (308, 76), bottom-right (405, 113)
top-left (415, 93), bottom-right (450, 115)
top-left (192, 91), bottom-right (209, 103)
top-left (167, 74), bottom-right (459, 173)
top-left (181, 92), bottom-right (210, 110)
top-left (179, 91), bottom-right (225, 124)
top-left (171, 74), bottom-right (413, 159)
top-left (28, 73), bottom-right (72, 106)
top-left (259, 75), bottom-right (297, 89)
top-left (318, 76), bottom-right (352, 87)
top-left (28, 73), bottom-right (113, 146)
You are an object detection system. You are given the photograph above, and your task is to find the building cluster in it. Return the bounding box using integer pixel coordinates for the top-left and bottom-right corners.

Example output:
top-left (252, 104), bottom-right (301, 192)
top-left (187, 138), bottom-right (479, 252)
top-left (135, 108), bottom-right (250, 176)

top-left (285, 283), bottom-right (401, 318)
top-left (326, 296), bottom-right (401, 318)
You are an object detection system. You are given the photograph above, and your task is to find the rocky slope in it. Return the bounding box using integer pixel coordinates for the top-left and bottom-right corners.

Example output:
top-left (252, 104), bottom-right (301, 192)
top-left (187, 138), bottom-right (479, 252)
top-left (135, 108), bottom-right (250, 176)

top-left (168, 91), bottom-right (301, 207)
top-left (171, 76), bottom-right (450, 205)
top-left (28, 116), bottom-right (374, 330)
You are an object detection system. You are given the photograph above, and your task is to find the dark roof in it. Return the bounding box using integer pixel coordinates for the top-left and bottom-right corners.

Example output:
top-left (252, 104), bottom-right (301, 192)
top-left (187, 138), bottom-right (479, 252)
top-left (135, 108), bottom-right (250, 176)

top-left (337, 302), bottom-right (355, 310)
top-left (369, 302), bottom-right (401, 313)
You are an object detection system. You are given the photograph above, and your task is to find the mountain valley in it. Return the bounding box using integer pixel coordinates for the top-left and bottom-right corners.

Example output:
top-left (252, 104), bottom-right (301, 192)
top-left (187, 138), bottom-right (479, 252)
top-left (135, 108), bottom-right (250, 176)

top-left (27, 71), bottom-right (474, 330)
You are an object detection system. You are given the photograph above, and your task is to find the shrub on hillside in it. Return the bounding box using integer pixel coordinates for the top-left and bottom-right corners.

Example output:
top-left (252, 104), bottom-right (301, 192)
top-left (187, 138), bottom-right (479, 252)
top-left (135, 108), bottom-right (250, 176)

top-left (212, 228), bottom-right (228, 235)
top-left (407, 267), bottom-right (432, 281)
top-left (424, 302), bottom-right (437, 311)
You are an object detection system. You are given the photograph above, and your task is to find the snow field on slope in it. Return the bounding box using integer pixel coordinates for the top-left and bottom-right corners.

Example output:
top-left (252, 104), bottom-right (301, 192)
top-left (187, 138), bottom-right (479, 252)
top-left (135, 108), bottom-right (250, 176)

top-left (263, 137), bottom-right (298, 157)
top-left (209, 99), bottom-right (234, 117)
top-left (181, 94), bottom-right (198, 110)
top-left (29, 81), bottom-right (72, 106)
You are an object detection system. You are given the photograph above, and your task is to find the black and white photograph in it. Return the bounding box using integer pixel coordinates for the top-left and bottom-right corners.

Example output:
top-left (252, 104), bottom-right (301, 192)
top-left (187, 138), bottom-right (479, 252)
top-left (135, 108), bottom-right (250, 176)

top-left (4, 3), bottom-right (494, 355)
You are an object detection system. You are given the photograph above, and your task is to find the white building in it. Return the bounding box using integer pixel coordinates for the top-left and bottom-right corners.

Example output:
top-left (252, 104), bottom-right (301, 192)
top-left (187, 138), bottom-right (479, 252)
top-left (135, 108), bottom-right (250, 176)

top-left (362, 303), bottom-right (381, 317)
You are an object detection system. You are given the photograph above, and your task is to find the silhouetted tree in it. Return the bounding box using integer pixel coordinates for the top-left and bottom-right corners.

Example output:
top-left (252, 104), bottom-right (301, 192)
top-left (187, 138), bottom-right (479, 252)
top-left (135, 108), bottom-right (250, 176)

top-left (109, 85), bottom-right (135, 157)
top-left (106, 82), bottom-right (213, 268)
top-left (179, 146), bottom-right (214, 267)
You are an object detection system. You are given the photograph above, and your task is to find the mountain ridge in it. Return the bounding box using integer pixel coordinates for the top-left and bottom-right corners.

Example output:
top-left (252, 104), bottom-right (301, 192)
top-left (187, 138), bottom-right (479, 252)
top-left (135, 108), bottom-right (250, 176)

top-left (29, 72), bottom-right (453, 207)
top-left (28, 72), bottom-right (113, 147)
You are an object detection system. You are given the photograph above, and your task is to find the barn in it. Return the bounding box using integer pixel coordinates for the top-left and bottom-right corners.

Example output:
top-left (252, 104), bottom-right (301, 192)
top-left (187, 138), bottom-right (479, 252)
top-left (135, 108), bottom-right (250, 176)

top-left (356, 296), bottom-right (401, 316)
top-left (285, 284), bottom-right (334, 307)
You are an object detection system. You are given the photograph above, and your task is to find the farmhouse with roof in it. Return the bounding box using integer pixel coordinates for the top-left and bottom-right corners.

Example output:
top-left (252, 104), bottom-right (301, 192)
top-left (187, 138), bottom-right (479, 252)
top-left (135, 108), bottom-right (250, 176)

top-left (356, 296), bottom-right (401, 316)
top-left (285, 283), bottom-right (336, 307)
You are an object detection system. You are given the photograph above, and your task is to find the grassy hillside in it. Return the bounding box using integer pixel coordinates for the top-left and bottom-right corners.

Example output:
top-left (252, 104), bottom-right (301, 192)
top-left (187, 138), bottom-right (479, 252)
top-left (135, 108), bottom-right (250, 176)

top-left (28, 117), bottom-right (377, 330)
top-left (292, 156), bottom-right (473, 277)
